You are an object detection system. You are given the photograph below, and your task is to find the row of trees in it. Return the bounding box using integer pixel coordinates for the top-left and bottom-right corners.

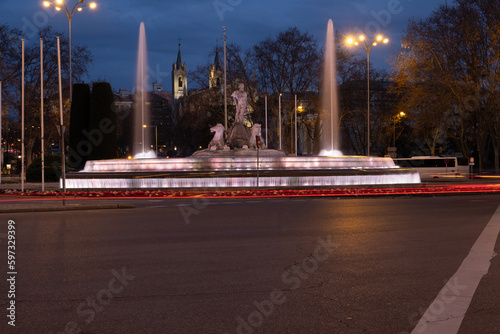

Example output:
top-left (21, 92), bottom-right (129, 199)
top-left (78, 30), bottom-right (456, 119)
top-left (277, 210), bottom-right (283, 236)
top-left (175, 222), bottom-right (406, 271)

top-left (392, 0), bottom-right (500, 170)
top-left (0, 24), bottom-right (92, 169)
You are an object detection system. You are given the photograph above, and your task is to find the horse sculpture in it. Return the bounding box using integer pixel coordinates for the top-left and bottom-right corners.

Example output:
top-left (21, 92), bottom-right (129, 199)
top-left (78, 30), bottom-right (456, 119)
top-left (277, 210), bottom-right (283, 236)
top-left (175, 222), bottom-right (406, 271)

top-left (208, 123), bottom-right (225, 150)
top-left (248, 123), bottom-right (264, 149)
top-left (209, 122), bottom-right (264, 150)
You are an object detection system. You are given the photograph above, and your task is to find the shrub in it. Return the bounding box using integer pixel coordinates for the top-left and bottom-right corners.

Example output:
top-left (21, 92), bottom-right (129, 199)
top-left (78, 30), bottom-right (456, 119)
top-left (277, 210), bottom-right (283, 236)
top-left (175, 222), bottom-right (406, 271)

top-left (26, 155), bottom-right (63, 182)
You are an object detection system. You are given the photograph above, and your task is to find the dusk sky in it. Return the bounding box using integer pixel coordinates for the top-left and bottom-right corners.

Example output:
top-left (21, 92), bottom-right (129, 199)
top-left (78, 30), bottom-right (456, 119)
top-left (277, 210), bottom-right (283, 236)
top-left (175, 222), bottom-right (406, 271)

top-left (1, 0), bottom-right (446, 92)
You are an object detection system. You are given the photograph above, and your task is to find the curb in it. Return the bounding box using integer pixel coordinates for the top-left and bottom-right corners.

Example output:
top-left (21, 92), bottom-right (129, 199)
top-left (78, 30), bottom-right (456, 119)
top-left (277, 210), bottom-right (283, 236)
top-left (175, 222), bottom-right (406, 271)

top-left (0, 204), bottom-right (135, 214)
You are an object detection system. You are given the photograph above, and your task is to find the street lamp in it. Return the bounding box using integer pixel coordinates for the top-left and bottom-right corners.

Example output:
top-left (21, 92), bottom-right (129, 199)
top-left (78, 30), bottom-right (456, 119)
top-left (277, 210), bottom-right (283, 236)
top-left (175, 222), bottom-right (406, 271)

top-left (143, 124), bottom-right (157, 157)
top-left (347, 34), bottom-right (389, 156)
top-left (43, 0), bottom-right (97, 101)
top-left (393, 111), bottom-right (406, 147)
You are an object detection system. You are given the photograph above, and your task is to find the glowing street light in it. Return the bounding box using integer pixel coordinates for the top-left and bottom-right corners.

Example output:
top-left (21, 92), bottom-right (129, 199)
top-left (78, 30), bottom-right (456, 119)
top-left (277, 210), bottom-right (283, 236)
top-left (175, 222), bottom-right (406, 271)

top-left (43, 0), bottom-right (97, 101)
top-left (346, 34), bottom-right (389, 156)
top-left (392, 111), bottom-right (406, 150)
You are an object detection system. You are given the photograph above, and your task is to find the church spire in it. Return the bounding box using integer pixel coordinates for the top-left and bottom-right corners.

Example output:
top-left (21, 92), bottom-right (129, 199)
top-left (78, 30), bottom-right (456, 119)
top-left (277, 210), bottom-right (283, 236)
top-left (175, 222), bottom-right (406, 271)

top-left (213, 46), bottom-right (222, 71)
top-left (176, 40), bottom-right (183, 69)
top-left (209, 44), bottom-right (223, 89)
top-left (172, 38), bottom-right (187, 105)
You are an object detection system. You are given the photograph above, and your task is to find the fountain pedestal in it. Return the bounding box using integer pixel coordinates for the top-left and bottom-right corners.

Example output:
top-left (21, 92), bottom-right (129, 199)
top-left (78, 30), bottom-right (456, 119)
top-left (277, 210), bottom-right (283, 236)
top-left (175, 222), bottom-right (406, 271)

top-left (64, 155), bottom-right (420, 189)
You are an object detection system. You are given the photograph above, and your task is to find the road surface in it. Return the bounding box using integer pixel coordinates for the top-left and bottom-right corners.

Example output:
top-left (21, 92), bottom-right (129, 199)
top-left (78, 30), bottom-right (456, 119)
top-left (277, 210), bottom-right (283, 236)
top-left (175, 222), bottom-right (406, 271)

top-left (0, 195), bottom-right (499, 333)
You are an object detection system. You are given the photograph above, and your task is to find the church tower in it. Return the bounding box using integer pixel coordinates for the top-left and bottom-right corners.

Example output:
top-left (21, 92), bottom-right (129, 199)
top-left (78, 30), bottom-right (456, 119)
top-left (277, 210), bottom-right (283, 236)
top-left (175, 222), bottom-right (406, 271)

top-left (172, 42), bottom-right (187, 102)
top-left (209, 47), bottom-right (223, 88)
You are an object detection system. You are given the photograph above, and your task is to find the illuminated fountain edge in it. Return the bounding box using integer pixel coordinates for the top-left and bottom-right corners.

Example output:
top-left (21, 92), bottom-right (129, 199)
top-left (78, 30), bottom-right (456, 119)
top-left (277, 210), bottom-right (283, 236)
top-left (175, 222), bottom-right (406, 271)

top-left (63, 155), bottom-right (421, 189)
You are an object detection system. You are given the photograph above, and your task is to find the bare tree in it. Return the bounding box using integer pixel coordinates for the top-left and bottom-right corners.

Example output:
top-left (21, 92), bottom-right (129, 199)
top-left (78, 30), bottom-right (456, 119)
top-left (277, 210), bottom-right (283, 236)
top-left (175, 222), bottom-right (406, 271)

top-left (0, 25), bottom-right (92, 167)
top-left (250, 27), bottom-right (322, 152)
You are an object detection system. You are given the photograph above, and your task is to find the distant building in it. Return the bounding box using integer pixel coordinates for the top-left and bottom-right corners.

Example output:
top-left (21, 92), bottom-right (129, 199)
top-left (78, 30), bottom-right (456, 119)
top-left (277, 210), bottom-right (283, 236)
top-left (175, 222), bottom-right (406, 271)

top-left (152, 82), bottom-right (163, 92)
top-left (114, 85), bottom-right (174, 157)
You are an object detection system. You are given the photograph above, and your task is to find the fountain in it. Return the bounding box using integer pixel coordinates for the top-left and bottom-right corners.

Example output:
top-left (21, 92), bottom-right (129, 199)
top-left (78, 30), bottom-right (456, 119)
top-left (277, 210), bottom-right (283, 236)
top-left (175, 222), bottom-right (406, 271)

top-left (63, 21), bottom-right (420, 189)
top-left (133, 22), bottom-right (153, 158)
top-left (319, 19), bottom-right (341, 157)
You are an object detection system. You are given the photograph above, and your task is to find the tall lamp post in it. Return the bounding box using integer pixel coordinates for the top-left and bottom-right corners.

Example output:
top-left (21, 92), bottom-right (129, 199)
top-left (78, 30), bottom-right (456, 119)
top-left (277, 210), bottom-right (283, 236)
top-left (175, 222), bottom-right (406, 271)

top-left (0, 81), bottom-right (2, 184)
top-left (143, 124), bottom-right (158, 157)
top-left (347, 34), bottom-right (389, 156)
top-left (43, 0), bottom-right (97, 101)
top-left (392, 111), bottom-right (406, 147)
top-left (278, 93), bottom-right (282, 151)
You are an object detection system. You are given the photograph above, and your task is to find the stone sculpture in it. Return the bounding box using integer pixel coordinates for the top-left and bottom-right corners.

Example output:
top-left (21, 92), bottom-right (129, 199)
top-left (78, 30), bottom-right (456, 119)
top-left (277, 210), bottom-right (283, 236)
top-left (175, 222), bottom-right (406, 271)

top-left (231, 83), bottom-right (248, 124)
top-left (199, 83), bottom-right (278, 156)
top-left (249, 124), bottom-right (264, 149)
top-left (208, 123), bottom-right (225, 150)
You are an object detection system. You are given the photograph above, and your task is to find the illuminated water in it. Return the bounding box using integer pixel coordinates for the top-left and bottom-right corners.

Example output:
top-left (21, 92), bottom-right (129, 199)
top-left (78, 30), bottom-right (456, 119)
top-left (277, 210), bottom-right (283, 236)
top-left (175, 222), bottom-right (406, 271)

top-left (319, 19), bottom-right (340, 156)
top-left (134, 22), bottom-right (151, 156)
top-left (133, 150), bottom-right (156, 159)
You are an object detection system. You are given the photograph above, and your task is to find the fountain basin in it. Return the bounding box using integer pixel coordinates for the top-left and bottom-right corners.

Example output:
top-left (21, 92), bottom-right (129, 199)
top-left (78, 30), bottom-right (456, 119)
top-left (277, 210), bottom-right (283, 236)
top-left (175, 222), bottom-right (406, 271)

top-left (64, 155), bottom-right (420, 189)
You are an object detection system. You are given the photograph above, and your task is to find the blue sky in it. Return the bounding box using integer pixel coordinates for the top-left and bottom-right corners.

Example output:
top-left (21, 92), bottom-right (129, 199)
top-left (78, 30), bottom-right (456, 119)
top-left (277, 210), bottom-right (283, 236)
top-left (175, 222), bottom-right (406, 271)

top-left (1, 0), bottom-right (446, 92)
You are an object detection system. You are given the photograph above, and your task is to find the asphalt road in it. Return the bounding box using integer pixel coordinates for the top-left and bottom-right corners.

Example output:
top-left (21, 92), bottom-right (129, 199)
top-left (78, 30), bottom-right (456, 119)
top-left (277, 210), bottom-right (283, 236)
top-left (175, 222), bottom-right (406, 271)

top-left (0, 195), bottom-right (499, 334)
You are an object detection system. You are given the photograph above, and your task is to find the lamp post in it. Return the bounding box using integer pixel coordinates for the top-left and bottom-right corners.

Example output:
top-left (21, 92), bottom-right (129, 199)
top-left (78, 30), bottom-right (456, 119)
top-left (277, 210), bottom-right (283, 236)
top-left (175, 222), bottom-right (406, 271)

top-left (43, 0), bottom-right (97, 101)
top-left (143, 124), bottom-right (157, 157)
top-left (0, 81), bottom-right (2, 184)
top-left (265, 95), bottom-right (268, 148)
top-left (57, 36), bottom-right (66, 202)
top-left (223, 27), bottom-right (228, 130)
top-left (278, 93), bottom-right (282, 151)
top-left (393, 111), bottom-right (406, 147)
top-left (21, 39), bottom-right (25, 192)
top-left (347, 34), bottom-right (389, 156)
top-left (294, 94), bottom-right (297, 156)
top-left (40, 38), bottom-right (45, 192)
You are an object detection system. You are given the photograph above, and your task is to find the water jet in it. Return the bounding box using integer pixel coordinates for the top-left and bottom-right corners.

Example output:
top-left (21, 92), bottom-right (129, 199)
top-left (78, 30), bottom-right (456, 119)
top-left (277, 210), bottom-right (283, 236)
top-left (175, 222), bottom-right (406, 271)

top-left (134, 22), bottom-right (151, 157)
